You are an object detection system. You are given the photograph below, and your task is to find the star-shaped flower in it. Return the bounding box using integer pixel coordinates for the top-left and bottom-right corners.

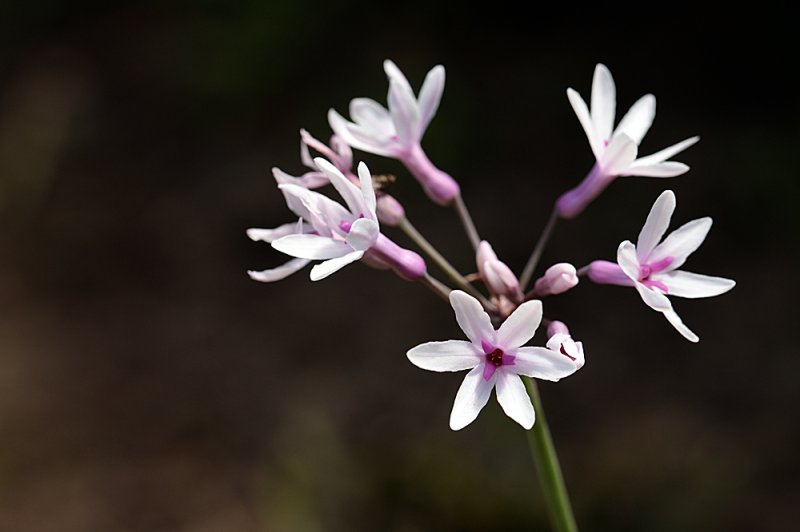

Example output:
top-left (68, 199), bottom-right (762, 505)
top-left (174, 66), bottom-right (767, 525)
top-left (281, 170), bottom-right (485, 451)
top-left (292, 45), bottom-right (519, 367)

top-left (556, 64), bottom-right (699, 218)
top-left (616, 190), bottom-right (735, 342)
top-left (407, 291), bottom-right (579, 430)
top-left (329, 60), bottom-right (459, 205)
top-left (268, 157), bottom-right (380, 281)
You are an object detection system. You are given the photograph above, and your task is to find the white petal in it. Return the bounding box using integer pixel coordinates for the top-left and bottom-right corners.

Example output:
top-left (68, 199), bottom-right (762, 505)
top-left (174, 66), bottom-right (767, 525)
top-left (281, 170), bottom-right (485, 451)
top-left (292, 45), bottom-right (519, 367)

top-left (357, 161), bottom-right (377, 217)
top-left (272, 234), bottom-right (352, 260)
top-left (383, 59), bottom-right (415, 97)
top-left (387, 79), bottom-right (420, 145)
top-left (309, 250), bottom-right (363, 281)
top-left (496, 299), bottom-right (542, 350)
top-left (247, 258), bottom-right (309, 282)
top-left (649, 217), bottom-right (712, 270)
top-left (635, 282), bottom-right (672, 311)
top-left (247, 222), bottom-right (303, 243)
top-left (567, 88), bottom-right (601, 160)
top-left (616, 240), bottom-right (641, 281)
top-left (406, 340), bottom-right (482, 372)
top-left (495, 372), bottom-right (535, 429)
top-left (328, 109), bottom-right (396, 157)
top-left (512, 347), bottom-right (578, 381)
top-left (300, 128), bottom-right (337, 168)
top-left (622, 162), bottom-right (689, 178)
top-left (600, 133), bottom-right (638, 175)
top-left (314, 157), bottom-right (366, 217)
top-left (272, 168), bottom-right (313, 219)
top-left (449, 290), bottom-right (495, 346)
top-left (345, 218), bottom-right (379, 251)
top-left (591, 63), bottom-right (616, 143)
top-left (614, 94), bottom-right (655, 145)
top-left (417, 65), bottom-right (445, 134)
top-left (449, 365), bottom-right (495, 431)
top-left (662, 309), bottom-right (699, 342)
top-left (277, 183), bottom-right (348, 236)
top-left (636, 190), bottom-right (675, 262)
top-left (654, 270), bottom-right (735, 299)
top-left (631, 136), bottom-right (700, 167)
top-left (349, 98), bottom-right (394, 135)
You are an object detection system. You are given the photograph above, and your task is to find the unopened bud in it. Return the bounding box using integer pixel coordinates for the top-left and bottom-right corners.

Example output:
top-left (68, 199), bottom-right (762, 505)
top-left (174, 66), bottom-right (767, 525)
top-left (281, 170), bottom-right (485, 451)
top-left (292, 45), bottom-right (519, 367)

top-left (533, 263), bottom-right (578, 296)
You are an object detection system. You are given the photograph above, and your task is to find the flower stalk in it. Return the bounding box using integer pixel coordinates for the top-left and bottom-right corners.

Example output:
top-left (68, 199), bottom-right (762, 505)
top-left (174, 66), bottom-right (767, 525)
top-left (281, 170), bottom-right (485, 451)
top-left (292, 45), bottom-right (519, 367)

top-left (524, 378), bottom-right (579, 532)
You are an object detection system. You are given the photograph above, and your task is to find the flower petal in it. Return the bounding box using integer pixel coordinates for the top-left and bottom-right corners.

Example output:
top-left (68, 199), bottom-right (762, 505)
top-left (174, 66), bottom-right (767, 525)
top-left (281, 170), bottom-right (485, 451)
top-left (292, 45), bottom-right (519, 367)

top-left (600, 133), bottom-right (638, 175)
top-left (654, 270), bottom-right (735, 299)
top-left (406, 340), bottom-right (482, 372)
top-left (449, 290), bottom-right (495, 346)
top-left (567, 88), bottom-right (600, 160)
top-left (616, 240), bottom-right (641, 282)
top-left (383, 60), bottom-right (414, 100)
top-left (512, 347), bottom-right (578, 381)
top-left (309, 250), bottom-right (363, 281)
top-left (314, 157), bottom-right (367, 217)
top-left (621, 162), bottom-right (689, 178)
top-left (247, 222), bottom-right (306, 243)
top-left (328, 108), bottom-right (396, 157)
top-left (345, 218), bottom-right (379, 251)
top-left (247, 258), bottom-right (309, 283)
top-left (272, 234), bottom-right (352, 260)
top-left (496, 299), bottom-right (542, 350)
top-left (662, 309), bottom-right (699, 343)
top-left (387, 79), bottom-right (420, 145)
top-left (449, 365), bottom-right (495, 431)
top-left (631, 136), bottom-right (700, 166)
top-left (591, 63), bottom-right (616, 143)
top-left (417, 64), bottom-right (445, 134)
top-left (637, 190), bottom-right (676, 262)
top-left (614, 94), bottom-right (655, 145)
top-left (357, 161), bottom-right (377, 218)
top-left (649, 217), bottom-right (712, 270)
top-left (349, 98), bottom-right (394, 135)
top-left (495, 372), bottom-right (535, 429)
top-left (635, 282), bottom-right (672, 311)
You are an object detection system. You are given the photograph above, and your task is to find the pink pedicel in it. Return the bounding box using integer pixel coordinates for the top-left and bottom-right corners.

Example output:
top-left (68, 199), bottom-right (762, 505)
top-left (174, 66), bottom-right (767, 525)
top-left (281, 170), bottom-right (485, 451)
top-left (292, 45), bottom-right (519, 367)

top-left (586, 260), bottom-right (636, 287)
top-left (364, 233), bottom-right (427, 281)
top-left (401, 143), bottom-right (460, 206)
top-left (555, 163), bottom-right (612, 219)
top-left (533, 263), bottom-right (579, 296)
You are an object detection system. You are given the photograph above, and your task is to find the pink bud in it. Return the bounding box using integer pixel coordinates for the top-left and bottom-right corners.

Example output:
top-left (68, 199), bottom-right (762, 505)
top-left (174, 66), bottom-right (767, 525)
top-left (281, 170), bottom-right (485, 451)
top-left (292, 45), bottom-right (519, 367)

top-left (533, 263), bottom-right (578, 296)
top-left (364, 233), bottom-right (427, 281)
top-left (476, 241), bottom-right (522, 302)
top-left (376, 195), bottom-right (405, 226)
top-left (547, 320), bottom-right (570, 338)
top-left (546, 328), bottom-right (585, 370)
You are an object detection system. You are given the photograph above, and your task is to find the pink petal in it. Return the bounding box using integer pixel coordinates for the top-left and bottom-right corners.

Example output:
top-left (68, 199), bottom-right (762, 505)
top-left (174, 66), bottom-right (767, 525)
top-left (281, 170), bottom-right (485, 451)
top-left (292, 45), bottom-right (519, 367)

top-left (272, 234), bottom-right (352, 260)
top-left (616, 240), bottom-right (641, 282)
top-left (417, 65), bottom-right (445, 135)
top-left (600, 133), bottom-right (638, 175)
top-left (649, 217), bottom-right (712, 271)
top-left (247, 258), bottom-right (309, 283)
top-left (309, 250), bottom-right (363, 281)
top-left (634, 282), bottom-right (672, 311)
top-left (632, 136), bottom-right (700, 167)
top-left (387, 79), bottom-right (420, 145)
top-left (621, 161), bottom-right (689, 178)
top-left (406, 340), bottom-right (482, 372)
top-left (357, 162), bottom-right (377, 218)
top-left (345, 218), bottom-right (379, 251)
top-left (567, 88), bottom-right (600, 160)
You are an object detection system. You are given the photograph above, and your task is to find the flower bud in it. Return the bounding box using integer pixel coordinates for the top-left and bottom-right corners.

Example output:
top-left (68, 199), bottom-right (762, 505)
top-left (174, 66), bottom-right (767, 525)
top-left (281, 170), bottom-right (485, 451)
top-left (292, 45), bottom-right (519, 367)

top-left (476, 241), bottom-right (522, 302)
top-left (585, 260), bottom-right (635, 287)
top-left (533, 263), bottom-right (579, 296)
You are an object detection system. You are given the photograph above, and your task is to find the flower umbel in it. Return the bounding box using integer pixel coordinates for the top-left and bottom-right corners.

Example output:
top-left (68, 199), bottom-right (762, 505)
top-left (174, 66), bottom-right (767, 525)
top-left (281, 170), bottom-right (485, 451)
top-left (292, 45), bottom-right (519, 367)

top-left (556, 64), bottom-right (699, 218)
top-left (407, 291), bottom-right (579, 430)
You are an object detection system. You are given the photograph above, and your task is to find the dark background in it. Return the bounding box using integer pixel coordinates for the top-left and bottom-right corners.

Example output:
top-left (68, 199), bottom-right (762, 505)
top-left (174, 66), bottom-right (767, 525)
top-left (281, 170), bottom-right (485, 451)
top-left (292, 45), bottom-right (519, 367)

top-left (1, 3), bottom-right (797, 531)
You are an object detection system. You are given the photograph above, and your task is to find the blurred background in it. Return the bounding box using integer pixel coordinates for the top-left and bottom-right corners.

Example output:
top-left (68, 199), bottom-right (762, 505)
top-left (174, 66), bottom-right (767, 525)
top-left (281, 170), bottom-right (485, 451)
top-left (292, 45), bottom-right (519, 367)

top-left (1, 2), bottom-right (797, 531)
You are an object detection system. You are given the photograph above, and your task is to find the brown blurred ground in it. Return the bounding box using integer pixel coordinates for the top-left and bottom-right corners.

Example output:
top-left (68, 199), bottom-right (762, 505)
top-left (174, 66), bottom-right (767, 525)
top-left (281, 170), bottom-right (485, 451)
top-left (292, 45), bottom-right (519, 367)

top-left (1, 3), bottom-right (798, 531)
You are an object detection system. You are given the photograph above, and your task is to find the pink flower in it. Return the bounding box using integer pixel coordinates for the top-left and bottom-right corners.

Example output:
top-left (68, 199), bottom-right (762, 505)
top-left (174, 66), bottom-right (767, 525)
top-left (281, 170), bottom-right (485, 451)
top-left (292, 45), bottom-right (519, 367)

top-left (328, 60), bottom-right (460, 205)
top-left (532, 263), bottom-right (579, 296)
top-left (556, 64), bottom-right (699, 218)
top-left (476, 241), bottom-right (523, 303)
top-left (545, 321), bottom-right (585, 370)
top-left (407, 291), bottom-right (579, 430)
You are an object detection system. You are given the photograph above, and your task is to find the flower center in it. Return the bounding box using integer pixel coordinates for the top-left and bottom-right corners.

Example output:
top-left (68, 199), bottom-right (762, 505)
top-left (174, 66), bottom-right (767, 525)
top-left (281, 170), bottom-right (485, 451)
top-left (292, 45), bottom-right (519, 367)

top-left (559, 344), bottom-right (576, 361)
top-left (486, 348), bottom-right (505, 366)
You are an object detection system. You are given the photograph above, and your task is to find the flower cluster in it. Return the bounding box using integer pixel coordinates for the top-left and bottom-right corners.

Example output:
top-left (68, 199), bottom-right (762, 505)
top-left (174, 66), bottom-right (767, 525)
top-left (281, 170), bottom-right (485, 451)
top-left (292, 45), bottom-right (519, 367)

top-left (249, 61), bottom-right (734, 430)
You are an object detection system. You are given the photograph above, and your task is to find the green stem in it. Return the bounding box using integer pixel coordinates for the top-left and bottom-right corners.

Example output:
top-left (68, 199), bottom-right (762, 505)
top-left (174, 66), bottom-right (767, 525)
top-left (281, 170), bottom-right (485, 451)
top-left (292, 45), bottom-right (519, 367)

top-left (524, 378), bottom-right (578, 532)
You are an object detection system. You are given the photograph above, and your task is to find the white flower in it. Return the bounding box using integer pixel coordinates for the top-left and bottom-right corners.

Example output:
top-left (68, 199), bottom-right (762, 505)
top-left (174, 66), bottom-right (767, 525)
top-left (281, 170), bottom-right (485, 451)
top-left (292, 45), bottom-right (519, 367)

top-left (407, 291), bottom-right (579, 430)
top-left (616, 190), bottom-right (735, 342)
top-left (268, 158), bottom-right (379, 281)
top-left (328, 60), bottom-right (445, 158)
top-left (568, 63), bottom-right (699, 178)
